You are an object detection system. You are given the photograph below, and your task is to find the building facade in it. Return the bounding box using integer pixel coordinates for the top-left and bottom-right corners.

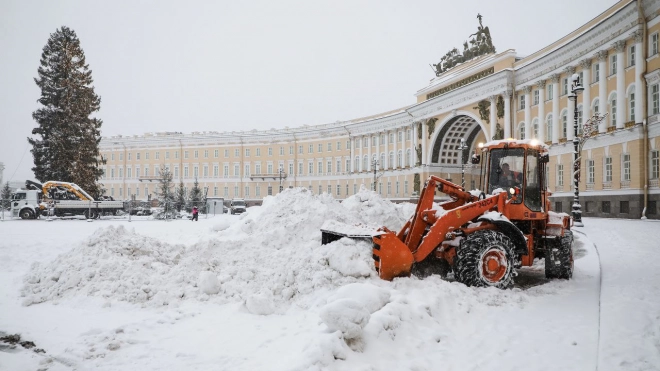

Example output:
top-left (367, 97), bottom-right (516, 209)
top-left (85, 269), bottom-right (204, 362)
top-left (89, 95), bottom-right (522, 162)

top-left (99, 0), bottom-right (660, 219)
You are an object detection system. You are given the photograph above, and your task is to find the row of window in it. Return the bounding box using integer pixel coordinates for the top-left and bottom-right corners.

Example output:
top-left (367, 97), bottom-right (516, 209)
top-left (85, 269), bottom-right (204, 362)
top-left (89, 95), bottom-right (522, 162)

top-left (107, 180), bottom-right (412, 200)
top-left (553, 151), bottom-right (659, 187)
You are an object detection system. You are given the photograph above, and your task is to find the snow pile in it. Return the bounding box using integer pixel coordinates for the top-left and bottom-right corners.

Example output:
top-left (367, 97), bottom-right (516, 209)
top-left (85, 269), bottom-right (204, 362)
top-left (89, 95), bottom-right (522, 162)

top-left (21, 187), bottom-right (414, 310)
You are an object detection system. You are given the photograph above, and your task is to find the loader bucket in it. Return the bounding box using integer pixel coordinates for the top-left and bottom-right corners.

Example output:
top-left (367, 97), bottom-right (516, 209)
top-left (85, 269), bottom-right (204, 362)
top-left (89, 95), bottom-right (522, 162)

top-left (320, 220), bottom-right (376, 245)
top-left (372, 231), bottom-right (414, 281)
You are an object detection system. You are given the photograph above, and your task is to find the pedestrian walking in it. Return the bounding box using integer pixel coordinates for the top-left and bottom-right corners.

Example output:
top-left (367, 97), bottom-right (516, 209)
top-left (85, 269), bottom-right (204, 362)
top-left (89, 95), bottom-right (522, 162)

top-left (192, 206), bottom-right (199, 221)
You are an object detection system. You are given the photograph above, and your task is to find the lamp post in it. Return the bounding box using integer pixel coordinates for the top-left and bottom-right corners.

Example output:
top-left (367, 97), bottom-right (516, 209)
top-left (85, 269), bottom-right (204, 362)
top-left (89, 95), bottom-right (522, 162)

top-left (568, 73), bottom-right (585, 226)
top-left (278, 165), bottom-right (284, 193)
top-left (372, 158), bottom-right (379, 192)
top-left (459, 138), bottom-right (469, 189)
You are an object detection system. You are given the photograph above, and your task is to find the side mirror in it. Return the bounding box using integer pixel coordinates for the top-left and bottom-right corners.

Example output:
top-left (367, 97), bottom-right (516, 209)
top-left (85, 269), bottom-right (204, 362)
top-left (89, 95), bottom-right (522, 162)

top-left (471, 154), bottom-right (481, 164)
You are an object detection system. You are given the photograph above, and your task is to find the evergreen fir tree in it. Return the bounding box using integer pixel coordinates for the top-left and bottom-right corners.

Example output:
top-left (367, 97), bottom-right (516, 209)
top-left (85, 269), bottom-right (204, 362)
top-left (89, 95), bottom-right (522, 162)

top-left (1, 182), bottom-right (11, 210)
top-left (156, 166), bottom-right (175, 216)
top-left (175, 180), bottom-right (186, 212)
top-left (29, 26), bottom-right (104, 197)
top-left (188, 178), bottom-right (203, 213)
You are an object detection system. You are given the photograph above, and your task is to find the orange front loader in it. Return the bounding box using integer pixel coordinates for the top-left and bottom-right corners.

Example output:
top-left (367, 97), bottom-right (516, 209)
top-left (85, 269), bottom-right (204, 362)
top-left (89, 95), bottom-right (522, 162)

top-left (323, 140), bottom-right (574, 288)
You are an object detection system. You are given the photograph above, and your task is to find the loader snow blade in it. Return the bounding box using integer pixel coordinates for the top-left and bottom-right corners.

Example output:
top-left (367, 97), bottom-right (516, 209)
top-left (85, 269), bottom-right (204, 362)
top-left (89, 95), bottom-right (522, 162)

top-left (372, 231), bottom-right (414, 281)
top-left (320, 220), bottom-right (376, 245)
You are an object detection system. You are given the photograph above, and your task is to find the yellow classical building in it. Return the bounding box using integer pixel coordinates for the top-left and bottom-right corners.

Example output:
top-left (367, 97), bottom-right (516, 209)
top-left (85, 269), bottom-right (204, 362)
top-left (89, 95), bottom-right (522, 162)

top-left (99, 0), bottom-right (660, 219)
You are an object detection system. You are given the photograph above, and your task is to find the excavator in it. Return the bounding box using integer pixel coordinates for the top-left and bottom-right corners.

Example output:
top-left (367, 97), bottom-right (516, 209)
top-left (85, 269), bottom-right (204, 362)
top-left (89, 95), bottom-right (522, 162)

top-left (321, 139), bottom-right (573, 288)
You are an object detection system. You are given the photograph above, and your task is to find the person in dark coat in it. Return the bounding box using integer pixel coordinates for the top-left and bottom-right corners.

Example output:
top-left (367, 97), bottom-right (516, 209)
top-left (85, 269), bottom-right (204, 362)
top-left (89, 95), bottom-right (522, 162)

top-left (192, 206), bottom-right (199, 221)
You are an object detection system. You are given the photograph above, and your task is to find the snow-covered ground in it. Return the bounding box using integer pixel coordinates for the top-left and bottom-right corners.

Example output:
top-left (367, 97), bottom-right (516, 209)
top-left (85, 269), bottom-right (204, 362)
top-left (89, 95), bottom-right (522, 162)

top-left (0, 188), bottom-right (658, 371)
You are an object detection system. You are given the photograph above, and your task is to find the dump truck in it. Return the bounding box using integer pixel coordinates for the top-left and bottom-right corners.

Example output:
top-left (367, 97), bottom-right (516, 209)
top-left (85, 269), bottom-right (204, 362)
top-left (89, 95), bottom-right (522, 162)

top-left (10, 180), bottom-right (125, 219)
top-left (322, 139), bottom-right (573, 288)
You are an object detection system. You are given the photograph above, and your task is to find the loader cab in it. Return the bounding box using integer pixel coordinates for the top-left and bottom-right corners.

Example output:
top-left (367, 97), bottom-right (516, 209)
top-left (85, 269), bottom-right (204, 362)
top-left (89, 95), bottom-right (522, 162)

top-left (483, 141), bottom-right (547, 214)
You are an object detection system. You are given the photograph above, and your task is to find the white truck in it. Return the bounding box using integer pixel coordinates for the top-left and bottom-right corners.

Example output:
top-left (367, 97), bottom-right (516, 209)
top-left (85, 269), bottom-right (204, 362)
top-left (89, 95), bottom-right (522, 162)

top-left (10, 181), bottom-right (125, 219)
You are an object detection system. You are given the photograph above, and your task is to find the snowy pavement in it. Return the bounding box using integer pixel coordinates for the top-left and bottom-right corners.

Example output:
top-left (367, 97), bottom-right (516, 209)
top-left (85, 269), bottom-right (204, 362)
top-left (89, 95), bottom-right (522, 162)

top-left (0, 191), bottom-right (658, 371)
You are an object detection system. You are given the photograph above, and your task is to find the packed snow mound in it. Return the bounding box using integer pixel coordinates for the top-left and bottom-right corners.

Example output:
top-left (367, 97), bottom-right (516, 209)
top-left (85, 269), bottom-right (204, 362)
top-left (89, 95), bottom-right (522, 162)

top-left (21, 188), bottom-right (415, 309)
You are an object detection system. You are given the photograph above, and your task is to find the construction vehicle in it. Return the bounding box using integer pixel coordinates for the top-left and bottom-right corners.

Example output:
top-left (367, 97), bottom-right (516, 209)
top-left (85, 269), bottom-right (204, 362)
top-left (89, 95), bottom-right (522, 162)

top-left (10, 180), bottom-right (124, 219)
top-left (322, 139), bottom-right (573, 288)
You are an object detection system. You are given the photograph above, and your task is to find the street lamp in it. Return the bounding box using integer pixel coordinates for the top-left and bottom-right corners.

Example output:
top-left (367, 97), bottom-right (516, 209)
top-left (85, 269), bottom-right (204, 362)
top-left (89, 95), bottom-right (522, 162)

top-left (372, 158), bottom-right (379, 191)
top-left (568, 73), bottom-right (585, 226)
top-left (459, 138), bottom-right (469, 189)
top-left (278, 165), bottom-right (284, 193)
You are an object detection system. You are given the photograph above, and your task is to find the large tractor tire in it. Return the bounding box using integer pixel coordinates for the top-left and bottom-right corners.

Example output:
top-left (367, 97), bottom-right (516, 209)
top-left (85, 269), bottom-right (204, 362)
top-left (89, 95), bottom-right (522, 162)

top-left (455, 230), bottom-right (516, 288)
top-left (84, 209), bottom-right (98, 220)
top-left (19, 209), bottom-right (35, 220)
top-left (412, 257), bottom-right (452, 279)
top-left (545, 231), bottom-right (574, 279)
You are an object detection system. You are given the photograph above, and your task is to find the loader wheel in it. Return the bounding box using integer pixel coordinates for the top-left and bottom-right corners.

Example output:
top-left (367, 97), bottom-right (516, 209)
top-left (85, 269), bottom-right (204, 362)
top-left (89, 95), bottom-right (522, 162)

top-left (545, 231), bottom-right (574, 279)
top-left (412, 257), bottom-right (451, 279)
top-left (84, 210), bottom-right (98, 219)
top-left (20, 209), bottom-right (35, 220)
top-left (455, 230), bottom-right (515, 288)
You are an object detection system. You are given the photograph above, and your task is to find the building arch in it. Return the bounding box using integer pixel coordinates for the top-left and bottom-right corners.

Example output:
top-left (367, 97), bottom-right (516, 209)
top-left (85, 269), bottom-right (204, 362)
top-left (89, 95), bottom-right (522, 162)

top-left (427, 110), bottom-right (488, 165)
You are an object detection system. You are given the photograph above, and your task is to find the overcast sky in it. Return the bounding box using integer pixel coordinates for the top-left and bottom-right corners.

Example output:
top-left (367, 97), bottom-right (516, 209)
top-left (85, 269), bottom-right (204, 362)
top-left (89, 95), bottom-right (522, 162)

top-left (0, 0), bottom-right (616, 184)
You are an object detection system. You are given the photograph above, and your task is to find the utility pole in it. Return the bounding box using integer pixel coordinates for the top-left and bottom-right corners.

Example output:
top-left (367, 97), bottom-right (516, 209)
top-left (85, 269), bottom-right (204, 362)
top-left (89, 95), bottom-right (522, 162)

top-left (278, 165), bottom-right (284, 193)
top-left (568, 74), bottom-right (584, 226)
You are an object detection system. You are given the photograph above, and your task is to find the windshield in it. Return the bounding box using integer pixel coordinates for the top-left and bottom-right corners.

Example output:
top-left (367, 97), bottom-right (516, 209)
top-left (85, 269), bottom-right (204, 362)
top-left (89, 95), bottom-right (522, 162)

top-left (233, 201), bottom-right (246, 207)
top-left (488, 148), bottom-right (525, 200)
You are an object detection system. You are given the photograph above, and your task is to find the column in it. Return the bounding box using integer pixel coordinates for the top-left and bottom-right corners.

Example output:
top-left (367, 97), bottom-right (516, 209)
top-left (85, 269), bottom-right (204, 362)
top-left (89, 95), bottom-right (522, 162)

top-left (580, 59), bottom-right (592, 127)
top-left (551, 74), bottom-right (560, 144)
top-left (421, 121), bottom-right (428, 165)
top-left (367, 134), bottom-right (372, 172)
top-left (596, 50), bottom-right (608, 132)
top-left (384, 131), bottom-right (389, 169)
top-left (523, 86), bottom-right (532, 139)
top-left (350, 137), bottom-right (355, 173)
top-left (566, 66), bottom-right (576, 141)
top-left (489, 95), bottom-right (497, 140)
top-left (614, 40), bottom-right (626, 129)
top-left (503, 91), bottom-right (512, 138)
top-left (536, 80), bottom-right (546, 141)
top-left (634, 31), bottom-right (644, 123)
top-left (358, 135), bottom-right (363, 172)
top-left (393, 130), bottom-right (398, 168)
top-left (413, 124), bottom-right (418, 167)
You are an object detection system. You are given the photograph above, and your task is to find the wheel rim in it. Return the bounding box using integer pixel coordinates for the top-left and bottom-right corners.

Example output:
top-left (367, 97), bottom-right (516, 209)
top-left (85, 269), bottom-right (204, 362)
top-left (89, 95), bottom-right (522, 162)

top-left (481, 248), bottom-right (508, 284)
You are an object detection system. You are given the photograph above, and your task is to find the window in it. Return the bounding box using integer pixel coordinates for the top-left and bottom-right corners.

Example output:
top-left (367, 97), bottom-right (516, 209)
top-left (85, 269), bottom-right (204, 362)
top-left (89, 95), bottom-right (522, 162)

top-left (136, 153), bottom-right (140, 160)
top-left (224, 187), bottom-right (228, 197)
top-left (234, 164), bottom-right (239, 176)
top-left (155, 152), bottom-right (160, 160)
top-left (404, 180), bottom-right (409, 196)
top-left (629, 45), bottom-right (636, 67)
top-left (255, 186), bottom-right (260, 197)
top-left (193, 166), bottom-right (198, 178)
top-left (128, 153), bottom-right (132, 161)
top-left (327, 143), bottom-right (332, 151)
top-left (318, 185), bottom-right (322, 195)
top-left (533, 90), bottom-right (539, 105)
top-left (519, 123), bottom-right (525, 140)
top-left (308, 145), bottom-right (313, 153)
top-left (629, 92), bottom-right (635, 121)
top-left (336, 160), bottom-right (341, 173)
top-left (651, 33), bottom-right (659, 56)
top-left (245, 186), bottom-right (250, 197)
top-left (546, 114), bottom-right (553, 142)
top-left (555, 202), bottom-right (563, 213)
top-left (610, 55), bottom-right (617, 75)
top-left (235, 149), bottom-right (239, 157)
top-left (327, 185), bottom-right (332, 194)
top-left (532, 119), bottom-right (539, 139)
top-left (519, 94), bottom-right (526, 110)
top-left (620, 201), bottom-right (630, 214)
top-left (318, 161), bottom-right (323, 174)
top-left (223, 165), bottom-right (228, 177)
top-left (165, 152), bottom-right (169, 159)
top-left (354, 156), bottom-right (359, 171)
top-left (184, 151), bottom-right (189, 159)
top-left (213, 165), bottom-right (219, 177)
top-left (318, 144), bottom-right (323, 153)
top-left (593, 98), bottom-right (600, 114)
top-left (224, 149), bottom-right (229, 157)
top-left (289, 146), bottom-right (293, 155)
top-left (345, 159), bottom-right (350, 173)
top-left (602, 201), bottom-right (611, 213)
top-left (214, 149), bottom-right (219, 158)
top-left (610, 98), bottom-right (617, 126)
top-left (577, 106), bottom-right (583, 134)
top-left (289, 163), bottom-right (293, 175)
top-left (336, 185), bottom-right (341, 195)
top-left (175, 151), bottom-right (179, 159)
top-left (652, 84), bottom-right (659, 115)
top-left (245, 149), bottom-right (250, 157)
top-left (547, 83), bottom-right (554, 100)
top-left (587, 160), bottom-right (595, 183)
top-left (363, 156), bottom-right (368, 171)
top-left (204, 150), bottom-right (208, 158)
top-left (119, 153), bottom-right (123, 161)
top-left (245, 164), bottom-right (250, 177)
top-left (184, 167), bottom-right (189, 178)
top-left (280, 147), bottom-right (284, 156)
top-left (268, 147), bottom-right (272, 156)
top-left (652, 150), bottom-right (659, 179)
top-left (397, 151), bottom-right (402, 167)
top-left (203, 166), bottom-right (208, 177)
top-left (234, 186), bottom-right (239, 197)
top-left (127, 168), bottom-right (132, 178)
top-left (298, 163), bottom-right (303, 175)
top-left (346, 140), bottom-right (350, 150)
top-left (562, 78), bottom-right (568, 95)
top-left (298, 145), bottom-right (303, 154)
top-left (267, 164), bottom-right (273, 174)
top-left (593, 63), bottom-right (600, 83)
top-left (623, 154), bottom-right (631, 181)
top-left (213, 187), bottom-right (218, 196)
top-left (557, 164), bottom-right (564, 187)
top-left (398, 131), bottom-right (403, 142)
top-left (389, 133), bottom-right (394, 143)
top-left (256, 148), bottom-right (261, 156)
top-left (256, 164), bottom-right (261, 174)
top-left (605, 157), bottom-right (612, 182)
top-left (561, 111), bottom-right (568, 138)
top-left (372, 136), bottom-right (376, 146)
